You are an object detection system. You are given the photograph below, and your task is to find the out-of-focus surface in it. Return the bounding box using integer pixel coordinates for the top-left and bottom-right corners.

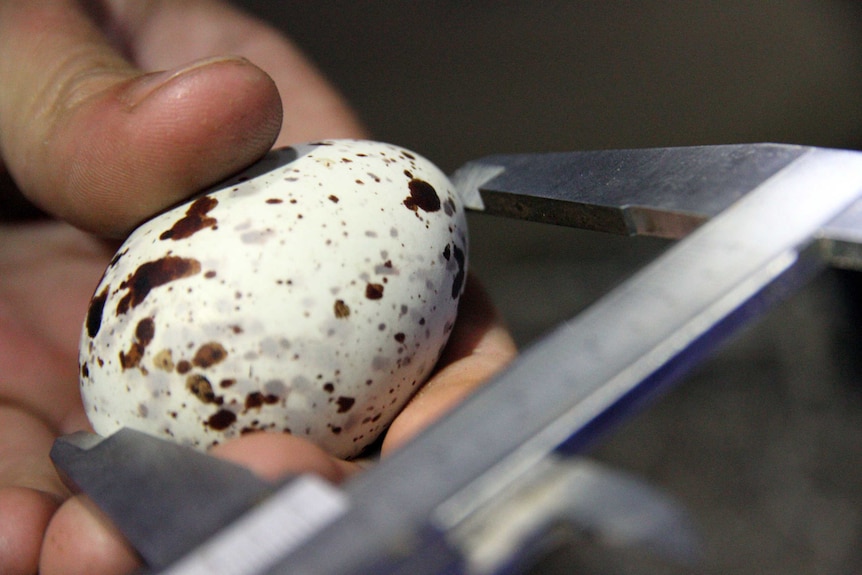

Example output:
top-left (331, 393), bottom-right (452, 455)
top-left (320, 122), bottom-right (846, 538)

top-left (236, 2), bottom-right (862, 573)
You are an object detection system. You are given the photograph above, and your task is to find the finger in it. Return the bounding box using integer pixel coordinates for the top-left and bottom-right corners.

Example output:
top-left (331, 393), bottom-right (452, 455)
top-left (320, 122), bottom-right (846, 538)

top-left (381, 274), bottom-right (517, 453)
top-left (0, 487), bottom-right (61, 575)
top-left (209, 432), bottom-right (360, 483)
top-left (0, 404), bottom-right (67, 575)
top-left (0, 404), bottom-right (68, 496)
top-left (0, 1), bottom-right (283, 237)
top-left (41, 495), bottom-right (141, 575)
top-left (0, 223), bottom-right (112, 429)
top-left (100, 0), bottom-right (367, 146)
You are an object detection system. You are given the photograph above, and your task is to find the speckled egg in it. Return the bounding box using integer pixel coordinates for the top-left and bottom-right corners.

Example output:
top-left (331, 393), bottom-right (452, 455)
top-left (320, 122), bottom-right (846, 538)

top-left (79, 140), bottom-right (468, 459)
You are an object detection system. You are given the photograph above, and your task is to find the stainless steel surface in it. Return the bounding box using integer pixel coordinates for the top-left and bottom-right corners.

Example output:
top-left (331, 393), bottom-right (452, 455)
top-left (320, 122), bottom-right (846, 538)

top-left (455, 143), bottom-right (862, 271)
top-left (452, 144), bottom-right (808, 237)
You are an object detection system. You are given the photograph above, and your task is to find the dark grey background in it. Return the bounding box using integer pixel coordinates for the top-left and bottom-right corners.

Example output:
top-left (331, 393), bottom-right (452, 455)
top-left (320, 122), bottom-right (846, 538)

top-left (235, 2), bottom-right (862, 573)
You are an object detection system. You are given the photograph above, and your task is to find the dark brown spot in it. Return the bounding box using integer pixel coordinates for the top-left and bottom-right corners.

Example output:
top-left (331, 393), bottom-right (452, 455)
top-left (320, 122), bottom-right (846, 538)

top-left (266, 198), bottom-right (283, 204)
top-left (330, 425), bottom-right (342, 435)
top-left (204, 271), bottom-right (217, 279)
top-left (86, 286), bottom-right (109, 338)
top-left (193, 342), bottom-right (227, 368)
top-left (443, 198), bottom-right (457, 216)
top-left (394, 332), bottom-right (406, 343)
top-left (245, 392), bottom-right (264, 410)
top-left (187, 374), bottom-right (216, 403)
top-left (452, 244), bottom-right (466, 299)
top-left (323, 383), bottom-right (335, 393)
top-left (334, 299), bottom-right (351, 318)
top-left (220, 379), bottom-right (236, 389)
top-left (207, 409), bottom-right (236, 430)
top-left (116, 256), bottom-right (201, 315)
top-left (403, 179), bottom-right (440, 213)
top-left (328, 194), bottom-right (340, 203)
top-left (159, 196), bottom-right (218, 240)
top-left (443, 244), bottom-right (451, 260)
top-left (135, 317), bottom-right (155, 346)
top-left (120, 317), bottom-right (156, 371)
top-left (245, 392), bottom-right (278, 410)
top-left (366, 283), bottom-right (384, 300)
top-left (109, 249), bottom-right (128, 269)
top-left (81, 363), bottom-right (89, 378)
top-left (176, 360), bottom-right (192, 374)
top-left (336, 396), bottom-right (355, 413)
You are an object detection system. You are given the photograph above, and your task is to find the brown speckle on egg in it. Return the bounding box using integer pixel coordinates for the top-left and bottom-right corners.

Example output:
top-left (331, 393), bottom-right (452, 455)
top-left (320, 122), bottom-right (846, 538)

top-left (186, 374), bottom-right (216, 404)
top-left (244, 392), bottom-right (279, 411)
top-left (153, 349), bottom-right (174, 371)
top-left (116, 256), bottom-right (201, 315)
top-left (86, 286), bottom-right (109, 338)
top-left (192, 342), bottom-right (227, 368)
top-left (451, 244), bottom-right (467, 298)
top-left (334, 299), bottom-right (351, 318)
top-left (207, 409), bottom-right (236, 430)
top-left (119, 317), bottom-right (155, 371)
top-left (403, 179), bottom-right (440, 213)
top-left (366, 283), bottom-right (384, 300)
top-left (336, 396), bottom-right (355, 413)
top-left (160, 196), bottom-right (218, 241)
top-left (443, 198), bottom-right (457, 217)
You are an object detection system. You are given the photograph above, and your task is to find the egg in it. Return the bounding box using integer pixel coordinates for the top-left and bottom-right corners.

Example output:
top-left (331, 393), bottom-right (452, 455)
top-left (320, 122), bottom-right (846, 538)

top-left (79, 139), bottom-right (468, 459)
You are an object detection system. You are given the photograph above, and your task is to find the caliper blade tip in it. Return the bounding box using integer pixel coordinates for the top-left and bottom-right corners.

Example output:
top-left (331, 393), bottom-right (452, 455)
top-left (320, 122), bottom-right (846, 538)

top-left (51, 430), bottom-right (105, 452)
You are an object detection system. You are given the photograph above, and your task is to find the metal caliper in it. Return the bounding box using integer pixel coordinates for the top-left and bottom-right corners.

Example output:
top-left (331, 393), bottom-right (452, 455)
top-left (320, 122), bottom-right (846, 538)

top-left (52, 144), bottom-right (862, 574)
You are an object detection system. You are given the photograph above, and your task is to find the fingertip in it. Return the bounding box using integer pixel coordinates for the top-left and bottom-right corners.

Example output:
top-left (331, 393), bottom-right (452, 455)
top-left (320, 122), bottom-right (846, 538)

top-left (210, 432), bottom-right (359, 484)
top-left (0, 487), bottom-right (61, 575)
top-left (381, 274), bottom-right (517, 455)
top-left (40, 495), bottom-right (140, 575)
top-left (42, 56), bottom-right (284, 237)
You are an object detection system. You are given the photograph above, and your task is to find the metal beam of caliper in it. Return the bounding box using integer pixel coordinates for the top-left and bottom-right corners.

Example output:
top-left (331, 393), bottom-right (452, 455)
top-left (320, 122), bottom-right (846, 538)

top-left (260, 145), bottom-right (862, 574)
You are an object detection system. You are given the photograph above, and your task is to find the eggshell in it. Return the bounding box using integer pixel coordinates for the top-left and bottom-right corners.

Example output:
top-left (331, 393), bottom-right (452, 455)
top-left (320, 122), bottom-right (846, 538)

top-left (79, 140), bottom-right (468, 458)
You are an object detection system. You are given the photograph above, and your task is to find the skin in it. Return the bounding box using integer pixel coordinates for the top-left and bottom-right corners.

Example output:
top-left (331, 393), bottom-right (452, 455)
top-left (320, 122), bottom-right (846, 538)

top-left (0, 1), bottom-right (518, 574)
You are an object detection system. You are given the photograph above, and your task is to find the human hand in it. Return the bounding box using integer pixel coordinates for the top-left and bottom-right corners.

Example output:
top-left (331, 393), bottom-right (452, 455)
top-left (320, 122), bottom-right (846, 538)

top-left (0, 2), bottom-right (517, 574)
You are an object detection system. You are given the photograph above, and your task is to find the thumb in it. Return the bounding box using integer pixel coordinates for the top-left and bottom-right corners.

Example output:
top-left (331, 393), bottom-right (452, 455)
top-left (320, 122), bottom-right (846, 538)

top-left (0, 2), bottom-right (282, 237)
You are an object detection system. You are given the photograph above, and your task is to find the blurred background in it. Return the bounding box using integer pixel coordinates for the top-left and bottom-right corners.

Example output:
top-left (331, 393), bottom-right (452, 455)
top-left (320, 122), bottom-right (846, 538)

top-left (237, 2), bottom-right (862, 573)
